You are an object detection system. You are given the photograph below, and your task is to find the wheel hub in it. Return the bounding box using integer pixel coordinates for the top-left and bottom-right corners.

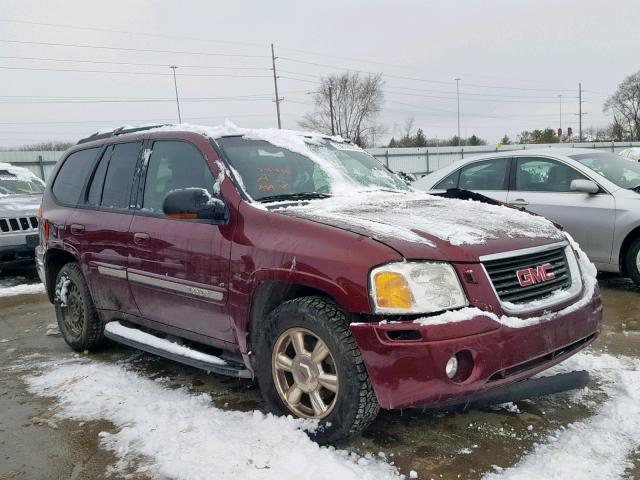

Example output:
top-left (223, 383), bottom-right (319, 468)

top-left (291, 355), bottom-right (320, 393)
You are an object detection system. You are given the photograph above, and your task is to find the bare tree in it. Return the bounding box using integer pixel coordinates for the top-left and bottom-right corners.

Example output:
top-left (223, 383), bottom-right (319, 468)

top-left (299, 72), bottom-right (384, 147)
top-left (603, 70), bottom-right (640, 140)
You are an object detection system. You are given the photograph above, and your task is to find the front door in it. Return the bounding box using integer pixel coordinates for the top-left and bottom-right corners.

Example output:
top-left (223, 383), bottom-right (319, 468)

top-left (456, 157), bottom-right (510, 203)
top-left (507, 156), bottom-right (616, 263)
top-left (127, 139), bottom-right (235, 343)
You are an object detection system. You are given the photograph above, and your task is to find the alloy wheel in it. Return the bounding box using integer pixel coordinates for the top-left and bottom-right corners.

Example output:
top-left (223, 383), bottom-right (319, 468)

top-left (272, 327), bottom-right (339, 419)
top-left (60, 281), bottom-right (84, 336)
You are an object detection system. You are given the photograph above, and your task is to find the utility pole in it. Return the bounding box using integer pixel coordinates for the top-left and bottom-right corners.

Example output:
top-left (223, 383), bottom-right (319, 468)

top-left (578, 82), bottom-right (583, 142)
top-left (271, 43), bottom-right (282, 129)
top-left (328, 85), bottom-right (335, 135)
top-left (170, 65), bottom-right (182, 124)
top-left (455, 78), bottom-right (461, 146)
top-left (559, 94), bottom-right (562, 142)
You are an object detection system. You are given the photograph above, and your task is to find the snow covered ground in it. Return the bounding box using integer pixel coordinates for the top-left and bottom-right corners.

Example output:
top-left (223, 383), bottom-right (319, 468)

top-left (11, 349), bottom-right (639, 480)
top-left (0, 276), bottom-right (45, 297)
top-left (18, 356), bottom-right (401, 480)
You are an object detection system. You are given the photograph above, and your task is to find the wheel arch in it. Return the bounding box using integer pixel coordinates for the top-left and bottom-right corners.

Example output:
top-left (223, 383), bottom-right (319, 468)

top-left (44, 248), bottom-right (79, 302)
top-left (619, 225), bottom-right (640, 275)
top-left (246, 279), bottom-right (345, 352)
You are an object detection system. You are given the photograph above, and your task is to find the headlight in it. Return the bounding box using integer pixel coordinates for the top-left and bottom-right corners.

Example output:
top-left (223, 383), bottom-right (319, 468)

top-left (370, 262), bottom-right (467, 314)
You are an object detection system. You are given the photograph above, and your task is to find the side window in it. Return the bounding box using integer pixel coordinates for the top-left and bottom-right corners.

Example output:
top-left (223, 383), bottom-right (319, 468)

top-left (435, 170), bottom-right (460, 189)
top-left (100, 142), bottom-right (142, 209)
top-left (142, 141), bottom-right (215, 214)
top-left (515, 157), bottom-right (587, 192)
top-left (86, 146), bottom-right (112, 206)
top-left (458, 158), bottom-right (508, 191)
top-left (52, 148), bottom-right (100, 205)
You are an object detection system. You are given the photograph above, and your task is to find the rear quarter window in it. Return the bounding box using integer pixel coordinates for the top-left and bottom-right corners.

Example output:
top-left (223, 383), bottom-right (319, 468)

top-left (52, 148), bottom-right (100, 205)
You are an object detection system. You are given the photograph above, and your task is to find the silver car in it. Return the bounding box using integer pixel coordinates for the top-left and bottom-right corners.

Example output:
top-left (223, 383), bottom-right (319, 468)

top-left (0, 163), bottom-right (45, 269)
top-left (413, 148), bottom-right (640, 285)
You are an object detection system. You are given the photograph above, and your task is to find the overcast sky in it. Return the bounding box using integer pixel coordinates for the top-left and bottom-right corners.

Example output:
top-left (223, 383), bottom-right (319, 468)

top-left (0, 0), bottom-right (638, 147)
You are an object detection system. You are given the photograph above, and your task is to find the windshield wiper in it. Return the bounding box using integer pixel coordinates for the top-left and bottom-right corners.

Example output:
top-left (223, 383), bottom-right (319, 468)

top-left (628, 184), bottom-right (640, 192)
top-left (258, 192), bottom-right (331, 203)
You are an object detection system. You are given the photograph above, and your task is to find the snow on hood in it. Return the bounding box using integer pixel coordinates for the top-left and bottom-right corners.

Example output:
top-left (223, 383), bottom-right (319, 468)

top-left (0, 193), bottom-right (42, 215)
top-left (275, 191), bottom-right (563, 248)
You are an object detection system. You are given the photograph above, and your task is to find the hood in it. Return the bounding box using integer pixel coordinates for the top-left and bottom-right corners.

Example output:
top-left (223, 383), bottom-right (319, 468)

top-left (0, 194), bottom-right (42, 216)
top-left (275, 191), bottom-right (565, 262)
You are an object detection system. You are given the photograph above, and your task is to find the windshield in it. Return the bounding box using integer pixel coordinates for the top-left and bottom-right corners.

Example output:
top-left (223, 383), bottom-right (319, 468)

top-left (569, 152), bottom-right (640, 190)
top-left (216, 137), bottom-right (408, 201)
top-left (0, 171), bottom-right (45, 195)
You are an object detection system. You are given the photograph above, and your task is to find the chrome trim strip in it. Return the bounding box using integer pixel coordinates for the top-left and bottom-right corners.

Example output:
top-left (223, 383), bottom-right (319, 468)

top-left (128, 271), bottom-right (223, 301)
top-left (97, 265), bottom-right (127, 280)
top-left (479, 240), bottom-right (568, 262)
top-left (480, 243), bottom-right (583, 315)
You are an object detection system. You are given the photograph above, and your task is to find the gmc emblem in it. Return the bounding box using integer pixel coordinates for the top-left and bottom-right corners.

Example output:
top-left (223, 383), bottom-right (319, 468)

top-left (516, 263), bottom-right (555, 287)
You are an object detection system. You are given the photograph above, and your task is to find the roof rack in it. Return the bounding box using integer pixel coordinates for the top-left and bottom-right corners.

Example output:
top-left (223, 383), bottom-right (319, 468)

top-left (76, 124), bottom-right (168, 145)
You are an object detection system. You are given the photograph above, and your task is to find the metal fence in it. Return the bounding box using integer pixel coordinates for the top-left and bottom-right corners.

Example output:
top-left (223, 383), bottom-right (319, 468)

top-left (2, 141), bottom-right (640, 182)
top-left (366, 142), bottom-right (640, 177)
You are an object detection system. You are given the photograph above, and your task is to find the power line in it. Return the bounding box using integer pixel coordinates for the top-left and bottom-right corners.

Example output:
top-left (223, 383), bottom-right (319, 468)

top-left (0, 55), bottom-right (270, 70)
top-left (0, 38), bottom-right (269, 58)
top-left (0, 65), bottom-right (271, 78)
top-left (278, 56), bottom-right (576, 93)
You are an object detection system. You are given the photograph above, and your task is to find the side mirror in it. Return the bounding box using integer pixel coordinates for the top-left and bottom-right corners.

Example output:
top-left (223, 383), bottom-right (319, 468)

top-left (570, 179), bottom-right (599, 194)
top-left (162, 188), bottom-right (229, 225)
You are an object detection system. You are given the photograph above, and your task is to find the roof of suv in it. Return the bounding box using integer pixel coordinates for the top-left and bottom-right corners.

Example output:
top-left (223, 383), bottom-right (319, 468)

top-left (77, 123), bottom-right (353, 146)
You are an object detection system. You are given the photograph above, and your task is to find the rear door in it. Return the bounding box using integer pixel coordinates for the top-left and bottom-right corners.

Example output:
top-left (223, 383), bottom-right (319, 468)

top-left (506, 156), bottom-right (616, 263)
top-left (127, 139), bottom-right (235, 343)
top-left (67, 142), bottom-right (143, 315)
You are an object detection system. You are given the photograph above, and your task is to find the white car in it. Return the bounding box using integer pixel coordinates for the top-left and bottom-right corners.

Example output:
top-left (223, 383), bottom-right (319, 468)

top-left (413, 148), bottom-right (640, 285)
top-left (0, 162), bottom-right (45, 269)
top-left (619, 147), bottom-right (640, 162)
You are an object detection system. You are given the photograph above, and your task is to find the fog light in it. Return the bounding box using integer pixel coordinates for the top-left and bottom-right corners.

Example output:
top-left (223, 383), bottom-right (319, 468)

top-left (445, 355), bottom-right (458, 379)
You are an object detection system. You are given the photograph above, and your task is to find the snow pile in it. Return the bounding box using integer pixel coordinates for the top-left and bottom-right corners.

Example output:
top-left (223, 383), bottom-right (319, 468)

top-left (22, 357), bottom-right (401, 480)
top-left (105, 322), bottom-right (227, 366)
top-left (483, 352), bottom-right (640, 480)
top-left (0, 281), bottom-right (45, 297)
top-left (414, 233), bottom-right (597, 328)
top-left (0, 161), bottom-right (43, 183)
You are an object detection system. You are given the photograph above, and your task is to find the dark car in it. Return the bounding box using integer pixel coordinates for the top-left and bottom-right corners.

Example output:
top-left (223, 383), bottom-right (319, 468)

top-left (37, 125), bottom-right (603, 443)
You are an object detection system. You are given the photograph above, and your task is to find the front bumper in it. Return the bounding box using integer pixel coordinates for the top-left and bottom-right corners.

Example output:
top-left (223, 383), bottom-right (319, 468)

top-left (0, 242), bottom-right (37, 268)
top-left (350, 291), bottom-right (603, 409)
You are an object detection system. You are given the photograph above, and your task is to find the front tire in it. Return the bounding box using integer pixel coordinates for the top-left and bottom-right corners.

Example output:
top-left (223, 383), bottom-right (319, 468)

top-left (255, 296), bottom-right (379, 444)
top-left (54, 262), bottom-right (105, 352)
top-left (624, 237), bottom-right (640, 287)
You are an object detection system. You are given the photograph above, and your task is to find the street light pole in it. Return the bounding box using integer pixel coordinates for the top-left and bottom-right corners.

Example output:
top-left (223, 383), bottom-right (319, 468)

top-left (170, 65), bottom-right (182, 124)
top-left (559, 94), bottom-right (562, 142)
top-left (455, 78), bottom-right (461, 146)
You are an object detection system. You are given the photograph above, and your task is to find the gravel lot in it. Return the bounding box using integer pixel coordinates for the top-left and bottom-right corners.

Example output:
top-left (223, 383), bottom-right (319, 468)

top-left (0, 268), bottom-right (638, 480)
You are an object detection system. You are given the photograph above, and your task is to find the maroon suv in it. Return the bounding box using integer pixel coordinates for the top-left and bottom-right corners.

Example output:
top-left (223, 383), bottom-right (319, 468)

top-left (37, 124), bottom-right (603, 443)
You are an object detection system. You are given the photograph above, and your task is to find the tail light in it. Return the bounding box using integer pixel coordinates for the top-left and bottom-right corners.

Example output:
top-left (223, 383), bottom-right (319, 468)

top-left (37, 204), bottom-right (49, 244)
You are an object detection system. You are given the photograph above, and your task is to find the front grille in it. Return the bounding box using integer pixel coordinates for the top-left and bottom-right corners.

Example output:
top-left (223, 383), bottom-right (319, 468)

top-left (0, 216), bottom-right (38, 234)
top-left (483, 246), bottom-right (572, 304)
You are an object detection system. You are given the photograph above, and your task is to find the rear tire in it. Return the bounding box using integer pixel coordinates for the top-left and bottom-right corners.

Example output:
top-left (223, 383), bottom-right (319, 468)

top-left (624, 237), bottom-right (640, 287)
top-left (254, 296), bottom-right (379, 444)
top-left (54, 262), bottom-right (105, 352)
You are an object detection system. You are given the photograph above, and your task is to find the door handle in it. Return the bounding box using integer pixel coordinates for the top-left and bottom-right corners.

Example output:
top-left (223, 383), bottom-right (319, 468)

top-left (70, 224), bottom-right (85, 234)
top-left (509, 198), bottom-right (529, 207)
top-left (133, 232), bottom-right (150, 245)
